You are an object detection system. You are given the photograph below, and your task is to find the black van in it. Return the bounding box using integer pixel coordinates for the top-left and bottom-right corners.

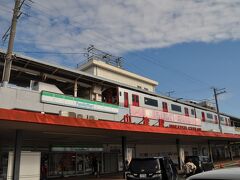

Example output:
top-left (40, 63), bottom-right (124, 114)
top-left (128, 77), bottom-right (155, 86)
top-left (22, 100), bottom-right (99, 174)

top-left (126, 157), bottom-right (178, 180)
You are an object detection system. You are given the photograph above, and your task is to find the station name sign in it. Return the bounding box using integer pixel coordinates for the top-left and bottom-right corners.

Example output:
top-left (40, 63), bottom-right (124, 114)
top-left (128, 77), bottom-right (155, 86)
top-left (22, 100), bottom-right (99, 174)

top-left (169, 124), bottom-right (201, 131)
top-left (130, 106), bottom-right (201, 126)
top-left (41, 91), bottom-right (119, 114)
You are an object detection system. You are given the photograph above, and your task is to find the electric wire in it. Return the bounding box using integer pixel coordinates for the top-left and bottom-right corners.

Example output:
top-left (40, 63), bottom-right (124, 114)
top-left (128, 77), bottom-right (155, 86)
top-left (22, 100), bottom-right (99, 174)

top-left (5, 1), bottom-right (214, 95)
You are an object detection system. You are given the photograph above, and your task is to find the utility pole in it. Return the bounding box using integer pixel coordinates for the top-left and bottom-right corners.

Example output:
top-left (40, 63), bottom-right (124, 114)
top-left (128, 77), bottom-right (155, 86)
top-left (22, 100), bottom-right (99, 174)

top-left (213, 87), bottom-right (226, 133)
top-left (2, 0), bottom-right (22, 85)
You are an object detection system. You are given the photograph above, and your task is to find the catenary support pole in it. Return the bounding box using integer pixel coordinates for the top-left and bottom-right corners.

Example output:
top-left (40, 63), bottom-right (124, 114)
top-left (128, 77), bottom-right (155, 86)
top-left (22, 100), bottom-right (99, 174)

top-left (122, 136), bottom-right (127, 179)
top-left (228, 141), bottom-right (233, 161)
top-left (2, 0), bottom-right (21, 84)
top-left (213, 88), bottom-right (226, 133)
top-left (13, 130), bottom-right (23, 180)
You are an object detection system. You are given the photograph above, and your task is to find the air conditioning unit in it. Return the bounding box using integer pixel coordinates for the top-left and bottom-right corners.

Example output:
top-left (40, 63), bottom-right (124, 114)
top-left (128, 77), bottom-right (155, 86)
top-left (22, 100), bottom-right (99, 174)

top-left (77, 114), bottom-right (84, 119)
top-left (68, 112), bottom-right (76, 118)
top-left (59, 111), bottom-right (76, 118)
top-left (59, 110), bottom-right (69, 117)
top-left (88, 115), bottom-right (98, 120)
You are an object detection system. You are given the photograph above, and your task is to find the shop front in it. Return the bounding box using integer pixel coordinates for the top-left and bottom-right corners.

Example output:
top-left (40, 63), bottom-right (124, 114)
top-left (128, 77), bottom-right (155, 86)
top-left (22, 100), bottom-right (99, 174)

top-left (42, 147), bottom-right (104, 178)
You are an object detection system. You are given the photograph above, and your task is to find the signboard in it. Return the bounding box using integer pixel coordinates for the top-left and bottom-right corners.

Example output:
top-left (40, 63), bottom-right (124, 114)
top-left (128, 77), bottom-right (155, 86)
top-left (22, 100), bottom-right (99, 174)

top-left (130, 106), bottom-right (201, 126)
top-left (41, 91), bottom-right (119, 114)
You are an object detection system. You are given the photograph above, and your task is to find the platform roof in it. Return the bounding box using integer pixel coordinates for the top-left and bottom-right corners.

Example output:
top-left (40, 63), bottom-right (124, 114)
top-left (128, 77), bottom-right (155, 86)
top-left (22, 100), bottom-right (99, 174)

top-left (0, 108), bottom-right (239, 148)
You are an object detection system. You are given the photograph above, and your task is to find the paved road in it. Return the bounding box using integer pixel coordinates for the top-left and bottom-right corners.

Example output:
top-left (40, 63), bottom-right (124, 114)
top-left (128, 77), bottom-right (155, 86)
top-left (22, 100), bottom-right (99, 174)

top-left (54, 165), bottom-right (240, 180)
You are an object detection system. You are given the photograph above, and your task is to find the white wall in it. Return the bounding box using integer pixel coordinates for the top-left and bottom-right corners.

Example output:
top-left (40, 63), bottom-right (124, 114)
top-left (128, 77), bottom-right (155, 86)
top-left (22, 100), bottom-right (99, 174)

top-left (7, 152), bottom-right (41, 180)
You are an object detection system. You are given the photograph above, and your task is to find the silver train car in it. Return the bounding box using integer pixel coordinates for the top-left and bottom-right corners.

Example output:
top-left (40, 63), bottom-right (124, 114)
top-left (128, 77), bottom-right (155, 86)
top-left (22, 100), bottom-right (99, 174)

top-left (118, 87), bottom-right (231, 127)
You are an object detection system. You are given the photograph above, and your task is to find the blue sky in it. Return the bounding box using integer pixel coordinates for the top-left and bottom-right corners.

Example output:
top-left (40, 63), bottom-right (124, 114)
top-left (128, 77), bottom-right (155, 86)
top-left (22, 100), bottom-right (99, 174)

top-left (0, 0), bottom-right (240, 117)
top-left (124, 41), bottom-right (240, 117)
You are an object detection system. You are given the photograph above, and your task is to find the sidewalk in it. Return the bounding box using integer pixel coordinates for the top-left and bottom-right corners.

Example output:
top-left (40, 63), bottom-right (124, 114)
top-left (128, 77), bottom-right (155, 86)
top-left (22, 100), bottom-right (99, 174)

top-left (214, 158), bottom-right (240, 169)
top-left (54, 173), bottom-right (124, 180)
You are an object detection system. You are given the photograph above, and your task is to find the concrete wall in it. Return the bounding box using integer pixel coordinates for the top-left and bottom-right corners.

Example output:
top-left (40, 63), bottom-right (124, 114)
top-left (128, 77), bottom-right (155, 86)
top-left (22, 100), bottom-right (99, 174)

top-left (96, 67), bottom-right (154, 92)
top-left (0, 86), bottom-right (128, 122)
top-left (7, 152), bottom-right (41, 180)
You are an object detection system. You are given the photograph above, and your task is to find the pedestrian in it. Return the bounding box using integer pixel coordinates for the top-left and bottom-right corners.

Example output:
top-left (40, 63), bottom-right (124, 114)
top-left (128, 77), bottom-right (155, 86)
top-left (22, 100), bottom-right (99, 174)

top-left (92, 157), bottom-right (98, 176)
top-left (183, 158), bottom-right (197, 178)
top-left (41, 160), bottom-right (48, 180)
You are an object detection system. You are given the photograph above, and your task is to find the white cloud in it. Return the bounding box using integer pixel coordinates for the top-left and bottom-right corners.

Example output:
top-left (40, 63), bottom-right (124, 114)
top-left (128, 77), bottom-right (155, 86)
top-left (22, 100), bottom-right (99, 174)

top-left (1, 0), bottom-right (240, 65)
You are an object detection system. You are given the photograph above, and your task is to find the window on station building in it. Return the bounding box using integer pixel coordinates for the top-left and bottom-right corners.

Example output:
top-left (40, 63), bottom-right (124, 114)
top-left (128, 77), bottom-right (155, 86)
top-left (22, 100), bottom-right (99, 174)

top-left (191, 109), bottom-right (195, 116)
top-left (171, 104), bottom-right (182, 112)
top-left (207, 113), bottom-right (213, 119)
top-left (184, 107), bottom-right (189, 116)
top-left (162, 102), bottom-right (168, 112)
top-left (132, 94), bottom-right (139, 106)
top-left (144, 97), bottom-right (158, 107)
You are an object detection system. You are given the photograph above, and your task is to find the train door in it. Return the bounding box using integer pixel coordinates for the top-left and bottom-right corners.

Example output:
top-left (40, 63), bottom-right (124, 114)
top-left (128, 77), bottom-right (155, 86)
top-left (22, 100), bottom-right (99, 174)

top-left (201, 112), bottom-right (206, 122)
top-left (132, 94), bottom-right (139, 106)
top-left (162, 102), bottom-right (168, 112)
top-left (184, 107), bottom-right (189, 116)
top-left (124, 92), bottom-right (129, 108)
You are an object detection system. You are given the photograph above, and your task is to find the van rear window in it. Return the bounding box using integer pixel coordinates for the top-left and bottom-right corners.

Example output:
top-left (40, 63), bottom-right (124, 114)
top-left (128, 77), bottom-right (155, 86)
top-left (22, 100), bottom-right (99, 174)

top-left (129, 158), bottom-right (160, 174)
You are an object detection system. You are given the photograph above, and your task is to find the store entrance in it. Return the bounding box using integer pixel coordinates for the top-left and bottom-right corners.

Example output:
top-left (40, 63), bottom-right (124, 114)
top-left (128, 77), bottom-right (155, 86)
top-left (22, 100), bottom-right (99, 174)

top-left (41, 151), bottom-right (103, 179)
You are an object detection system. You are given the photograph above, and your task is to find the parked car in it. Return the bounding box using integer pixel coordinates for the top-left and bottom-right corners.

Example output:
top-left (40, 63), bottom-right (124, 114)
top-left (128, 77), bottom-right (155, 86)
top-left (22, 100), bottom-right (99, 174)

top-left (126, 157), bottom-right (178, 180)
top-left (185, 156), bottom-right (214, 173)
top-left (187, 167), bottom-right (240, 180)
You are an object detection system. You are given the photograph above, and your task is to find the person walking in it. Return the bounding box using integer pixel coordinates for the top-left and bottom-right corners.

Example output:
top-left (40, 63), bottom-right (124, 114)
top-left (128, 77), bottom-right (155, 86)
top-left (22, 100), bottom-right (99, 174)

top-left (92, 157), bottom-right (98, 177)
top-left (183, 158), bottom-right (197, 178)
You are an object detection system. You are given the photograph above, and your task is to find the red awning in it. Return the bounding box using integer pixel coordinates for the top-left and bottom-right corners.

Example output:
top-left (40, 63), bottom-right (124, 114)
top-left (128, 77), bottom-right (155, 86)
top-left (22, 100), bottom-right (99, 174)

top-left (0, 108), bottom-right (240, 139)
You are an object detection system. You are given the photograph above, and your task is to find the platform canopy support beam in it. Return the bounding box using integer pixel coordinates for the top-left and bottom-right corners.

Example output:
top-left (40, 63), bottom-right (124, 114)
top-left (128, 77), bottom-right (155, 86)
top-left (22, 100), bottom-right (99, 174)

top-left (13, 130), bottom-right (23, 180)
top-left (208, 140), bottom-right (213, 162)
top-left (228, 141), bottom-right (233, 161)
top-left (122, 136), bottom-right (127, 179)
top-left (176, 139), bottom-right (181, 170)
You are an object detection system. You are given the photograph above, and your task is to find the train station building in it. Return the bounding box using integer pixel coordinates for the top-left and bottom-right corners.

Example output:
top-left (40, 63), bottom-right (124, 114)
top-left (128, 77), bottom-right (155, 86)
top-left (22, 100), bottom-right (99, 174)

top-left (0, 48), bottom-right (240, 179)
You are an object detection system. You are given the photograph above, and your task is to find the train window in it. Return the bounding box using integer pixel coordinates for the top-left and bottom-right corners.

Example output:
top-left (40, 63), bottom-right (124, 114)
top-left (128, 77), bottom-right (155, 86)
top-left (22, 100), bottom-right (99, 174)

top-left (132, 94), bottom-right (139, 106)
top-left (206, 113), bottom-right (213, 119)
top-left (191, 109), bottom-right (195, 116)
top-left (220, 116), bottom-right (224, 121)
top-left (184, 107), bottom-right (189, 116)
top-left (144, 97), bottom-right (158, 107)
top-left (124, 92), bottom-right (129, 107)
top-left (171, 104), bottom-right (182, 112)
top-left (201, 112), bottom-right (206, 122)
top-left (144, 88), bottom-right (149, 91)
